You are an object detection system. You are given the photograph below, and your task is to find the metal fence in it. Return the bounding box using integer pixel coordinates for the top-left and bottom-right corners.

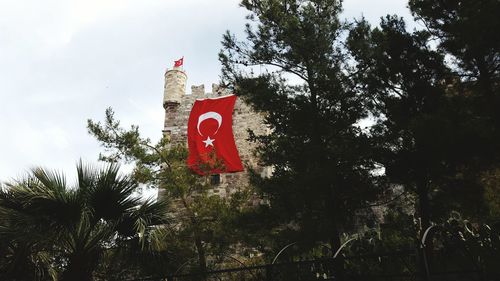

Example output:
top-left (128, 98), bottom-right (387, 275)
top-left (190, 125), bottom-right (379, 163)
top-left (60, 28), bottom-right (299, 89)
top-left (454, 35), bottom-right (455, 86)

top-left (126, 219), bottom-right (499, 281)
top-left (128, 248), bottom-right (490, 281)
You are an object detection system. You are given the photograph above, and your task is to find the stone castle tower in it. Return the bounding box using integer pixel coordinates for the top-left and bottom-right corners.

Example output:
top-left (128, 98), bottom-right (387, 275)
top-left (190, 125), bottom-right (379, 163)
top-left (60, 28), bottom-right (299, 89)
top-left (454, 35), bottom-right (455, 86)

top-left (162, 65), bottom-right (269, 197)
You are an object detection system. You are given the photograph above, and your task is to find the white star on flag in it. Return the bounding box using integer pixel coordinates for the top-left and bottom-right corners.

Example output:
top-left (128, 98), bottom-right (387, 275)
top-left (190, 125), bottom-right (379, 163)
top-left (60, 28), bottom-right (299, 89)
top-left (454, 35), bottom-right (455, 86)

top-left (202, 136), bottom-right (215, 147)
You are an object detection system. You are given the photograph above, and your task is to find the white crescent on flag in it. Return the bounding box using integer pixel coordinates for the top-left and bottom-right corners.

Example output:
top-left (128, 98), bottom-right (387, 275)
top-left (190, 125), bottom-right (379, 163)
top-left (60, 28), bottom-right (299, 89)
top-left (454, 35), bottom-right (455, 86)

top-left (197, 111), bottom-right (222, 136)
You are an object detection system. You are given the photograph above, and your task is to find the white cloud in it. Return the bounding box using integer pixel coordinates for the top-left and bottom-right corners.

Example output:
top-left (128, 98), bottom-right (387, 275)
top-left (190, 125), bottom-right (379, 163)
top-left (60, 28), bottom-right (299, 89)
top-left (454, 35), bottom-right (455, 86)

top-left (0, 0), bottom-right (417, 183)
top-left (0, 0), bottom-right (248, 182)
top-left (342, 0), bottom-right (416, 28)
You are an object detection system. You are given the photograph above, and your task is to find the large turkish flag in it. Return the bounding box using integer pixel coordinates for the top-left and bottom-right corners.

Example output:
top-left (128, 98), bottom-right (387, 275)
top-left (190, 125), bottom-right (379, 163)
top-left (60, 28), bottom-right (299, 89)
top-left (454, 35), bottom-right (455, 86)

top-left (187, 94), bottom-right (243, 175)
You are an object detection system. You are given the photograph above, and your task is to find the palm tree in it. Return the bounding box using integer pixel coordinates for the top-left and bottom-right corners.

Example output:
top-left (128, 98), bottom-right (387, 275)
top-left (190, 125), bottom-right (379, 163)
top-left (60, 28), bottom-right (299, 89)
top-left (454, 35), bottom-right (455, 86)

top-left (0, 162), bottom-right (169, 281)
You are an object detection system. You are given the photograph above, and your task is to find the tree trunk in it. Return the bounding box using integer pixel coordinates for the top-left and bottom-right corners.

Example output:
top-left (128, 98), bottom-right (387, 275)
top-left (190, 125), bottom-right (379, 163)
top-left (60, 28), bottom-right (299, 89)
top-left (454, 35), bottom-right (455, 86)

top-left (329, 185), bottom-right (345, 281)
top-left (308, 67), bottom-right (345, 281)
top-left (416, 178), bottom-right (431, 281)
top-left (417, 179), bottom-right (431, 233)
top-left (181, 197), bottom-right (208, 281)
top-left (194, 230), bottom-right (208, 280)
top-left (330, 226), bottom-right (345, 281)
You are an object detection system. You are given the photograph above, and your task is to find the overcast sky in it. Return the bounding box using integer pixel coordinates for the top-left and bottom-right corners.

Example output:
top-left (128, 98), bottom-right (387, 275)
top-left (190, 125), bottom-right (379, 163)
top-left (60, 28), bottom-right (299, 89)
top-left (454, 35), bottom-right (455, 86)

top-left (0, 0), bottom-right (414, 183)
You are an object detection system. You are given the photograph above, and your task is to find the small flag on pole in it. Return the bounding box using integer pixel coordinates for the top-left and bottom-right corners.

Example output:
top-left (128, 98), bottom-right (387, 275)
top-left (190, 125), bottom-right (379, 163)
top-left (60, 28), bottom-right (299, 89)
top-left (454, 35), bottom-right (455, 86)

top-left (174, 57), bottom-right (184, 67)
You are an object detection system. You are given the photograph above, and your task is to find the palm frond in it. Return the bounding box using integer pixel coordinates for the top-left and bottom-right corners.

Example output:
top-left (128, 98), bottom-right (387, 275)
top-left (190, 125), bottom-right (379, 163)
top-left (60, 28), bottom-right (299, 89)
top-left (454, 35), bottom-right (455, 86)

top-left (0, 161), bottom-right (172, 279)
top-left (87, 163), bottom-right (140, 222)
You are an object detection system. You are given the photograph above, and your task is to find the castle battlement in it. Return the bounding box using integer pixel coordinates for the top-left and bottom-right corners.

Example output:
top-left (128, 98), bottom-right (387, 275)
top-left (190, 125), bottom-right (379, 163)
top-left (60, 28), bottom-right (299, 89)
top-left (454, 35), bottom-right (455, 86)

top-left (189, 83), bottom-right (230, 97)
top-left (162, 68), bottom-right (268, 198)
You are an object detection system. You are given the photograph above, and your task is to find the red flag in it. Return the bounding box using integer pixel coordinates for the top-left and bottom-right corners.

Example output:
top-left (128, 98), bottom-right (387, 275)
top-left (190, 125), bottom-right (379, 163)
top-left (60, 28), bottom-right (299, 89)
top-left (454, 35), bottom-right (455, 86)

top-left (187, 94), bottom-right (243, 175)
top-left (174, 57), bottom-right (184, 67)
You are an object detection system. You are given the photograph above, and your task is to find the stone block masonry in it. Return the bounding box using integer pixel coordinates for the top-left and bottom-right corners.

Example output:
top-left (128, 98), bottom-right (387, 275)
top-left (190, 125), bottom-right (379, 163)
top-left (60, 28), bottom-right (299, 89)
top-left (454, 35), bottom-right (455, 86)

top-left (162, 66), bottom-right (269, 199)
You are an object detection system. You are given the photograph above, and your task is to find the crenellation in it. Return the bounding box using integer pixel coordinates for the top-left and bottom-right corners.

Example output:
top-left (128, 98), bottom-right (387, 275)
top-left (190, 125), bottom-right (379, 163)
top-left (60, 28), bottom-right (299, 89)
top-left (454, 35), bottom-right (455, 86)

top-left (191, 84), bottom-right (205, 97)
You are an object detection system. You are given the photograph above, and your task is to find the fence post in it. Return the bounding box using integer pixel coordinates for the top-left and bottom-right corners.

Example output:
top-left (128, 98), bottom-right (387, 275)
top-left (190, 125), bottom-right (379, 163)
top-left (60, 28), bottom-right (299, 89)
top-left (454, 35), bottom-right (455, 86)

top-left (265, 264), bottom-right (273, 281)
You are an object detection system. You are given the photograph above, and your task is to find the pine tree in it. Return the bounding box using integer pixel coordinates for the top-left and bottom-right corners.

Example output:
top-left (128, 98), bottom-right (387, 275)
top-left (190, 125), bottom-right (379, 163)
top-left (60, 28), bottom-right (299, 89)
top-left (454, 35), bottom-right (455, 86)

top-left (409, 0), bottom-right (500, 220)
top-left (347, 15), bottom-right (451, 235)
top-left (220, 0), bottom-right (379, 259)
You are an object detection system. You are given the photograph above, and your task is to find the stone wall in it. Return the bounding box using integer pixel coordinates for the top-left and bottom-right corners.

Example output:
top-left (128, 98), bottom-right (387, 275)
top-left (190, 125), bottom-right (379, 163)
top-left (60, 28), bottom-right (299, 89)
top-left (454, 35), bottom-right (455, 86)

top-left (163, 82), bottom-right (267, 198)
